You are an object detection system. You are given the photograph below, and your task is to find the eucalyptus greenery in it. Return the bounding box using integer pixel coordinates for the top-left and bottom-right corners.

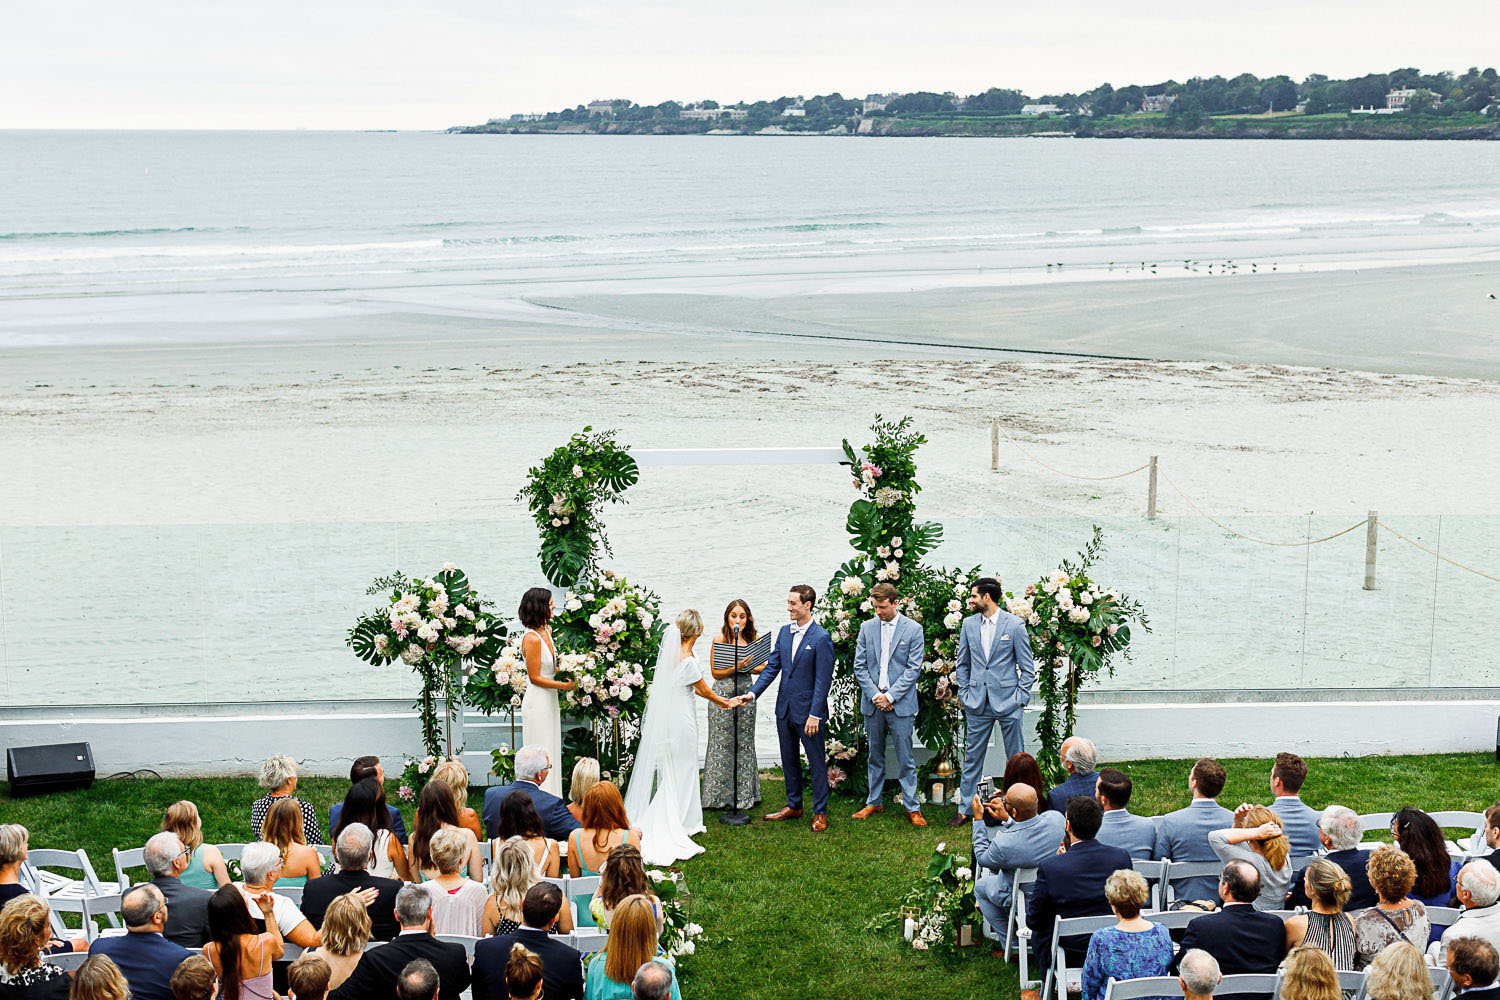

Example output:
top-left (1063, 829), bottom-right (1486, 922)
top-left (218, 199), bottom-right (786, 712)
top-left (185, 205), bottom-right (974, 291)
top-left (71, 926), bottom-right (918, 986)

top-left (516, 427), bottom-right (640, 587)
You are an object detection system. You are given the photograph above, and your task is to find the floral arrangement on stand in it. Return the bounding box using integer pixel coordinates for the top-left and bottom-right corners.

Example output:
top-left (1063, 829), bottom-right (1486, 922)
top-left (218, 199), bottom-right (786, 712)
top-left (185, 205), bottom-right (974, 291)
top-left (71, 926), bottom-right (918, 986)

top-left (347, 566), bottom-right (508, 758)
top-left (550, 568), bottom-right (664, 780)
top-left (1005, 526), bottom-right (1149, 785)
top-left (464, 634), bottom-right (530, 755)
top-left (516, 427), bottom-right (640, 587)
top-left (396, 754), bottom-right (463, 804)
top-left (819, 416), bottom-right (976, 799)
top-left (647, 868), bottom-right (703, 961)
top-left (891, 842), bottom-right (981, 955)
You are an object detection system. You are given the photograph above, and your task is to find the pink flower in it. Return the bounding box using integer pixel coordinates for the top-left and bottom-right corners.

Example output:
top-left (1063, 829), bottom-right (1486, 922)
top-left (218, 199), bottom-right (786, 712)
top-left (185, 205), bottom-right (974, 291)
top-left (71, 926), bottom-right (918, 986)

top-left (827, 766), bottom-right (847, 788)
top-left (398, 785), bottom-right (414, 802)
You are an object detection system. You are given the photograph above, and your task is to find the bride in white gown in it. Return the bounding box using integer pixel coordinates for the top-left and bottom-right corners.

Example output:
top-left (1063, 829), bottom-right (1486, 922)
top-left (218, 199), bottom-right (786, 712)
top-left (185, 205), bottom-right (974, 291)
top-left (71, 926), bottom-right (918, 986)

top-left (624, 609), bottom-right (737, 866)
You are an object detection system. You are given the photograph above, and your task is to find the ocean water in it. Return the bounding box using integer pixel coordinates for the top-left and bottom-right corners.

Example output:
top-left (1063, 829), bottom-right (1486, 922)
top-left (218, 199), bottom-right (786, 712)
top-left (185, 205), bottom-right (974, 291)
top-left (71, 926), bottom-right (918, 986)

top-left (2, 131), bottom-right (1499, 346)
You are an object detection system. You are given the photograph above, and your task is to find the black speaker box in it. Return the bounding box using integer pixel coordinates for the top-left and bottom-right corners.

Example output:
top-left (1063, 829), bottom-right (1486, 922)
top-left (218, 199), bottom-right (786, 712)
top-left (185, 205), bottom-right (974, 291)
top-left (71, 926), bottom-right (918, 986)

top-left (6, 742), bottom-right (95, 797)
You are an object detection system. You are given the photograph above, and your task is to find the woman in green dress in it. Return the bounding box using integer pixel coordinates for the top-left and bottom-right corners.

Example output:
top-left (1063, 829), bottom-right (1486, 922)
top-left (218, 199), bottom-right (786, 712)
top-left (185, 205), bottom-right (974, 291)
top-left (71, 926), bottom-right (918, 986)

top-left (261, 798), bottom-right (321, 888)
top-left (161, 801), bottom-right (230, 890)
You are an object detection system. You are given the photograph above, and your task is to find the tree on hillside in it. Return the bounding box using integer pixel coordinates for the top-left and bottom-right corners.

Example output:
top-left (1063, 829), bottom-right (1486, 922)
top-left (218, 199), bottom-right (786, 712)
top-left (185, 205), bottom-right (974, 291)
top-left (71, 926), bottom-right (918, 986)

top-left (966, 88), bottom-right (1028, 113)
top-left (1258, 76), bottom-right (1298, 112)
top-left (887, 91), bottom-right (954, 113)
top-left (1166, 93), bottom-right (1207, 129)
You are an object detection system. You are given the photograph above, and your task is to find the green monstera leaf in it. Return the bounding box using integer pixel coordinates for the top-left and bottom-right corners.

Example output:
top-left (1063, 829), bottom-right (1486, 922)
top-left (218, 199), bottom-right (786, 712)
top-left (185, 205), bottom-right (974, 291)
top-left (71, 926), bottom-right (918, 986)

top-left (347, 618), bottom-right (390, 665)
top-left (540, 528), bottom-right (594, 588)
top-left (595, 450), bottom-right (640, 494)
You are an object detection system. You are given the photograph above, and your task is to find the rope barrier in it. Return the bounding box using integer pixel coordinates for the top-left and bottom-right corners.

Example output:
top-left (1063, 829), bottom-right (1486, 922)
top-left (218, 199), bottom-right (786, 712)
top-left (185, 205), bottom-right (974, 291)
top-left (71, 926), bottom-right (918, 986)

top-left (1156, 469), bottom-right (1368, 547)
top-left (993, 420), bottom-right (1152, 481)
top-left (1378, 521), bottom-right (1500, 584)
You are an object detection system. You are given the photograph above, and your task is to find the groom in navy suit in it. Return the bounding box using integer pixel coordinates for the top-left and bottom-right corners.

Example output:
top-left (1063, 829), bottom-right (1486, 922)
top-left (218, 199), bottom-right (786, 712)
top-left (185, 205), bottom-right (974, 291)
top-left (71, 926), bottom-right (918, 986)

top-left (740, 584), bottom-right (836, 832)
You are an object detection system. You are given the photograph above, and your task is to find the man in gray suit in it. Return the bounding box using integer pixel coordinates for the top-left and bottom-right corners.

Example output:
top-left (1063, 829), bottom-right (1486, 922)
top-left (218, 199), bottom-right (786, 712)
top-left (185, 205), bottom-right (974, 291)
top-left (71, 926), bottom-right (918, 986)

top-left (971, 784), bottom-right (1066, 937)
top-left (851, 582), bottom-right (928, 826)
top-left (142, 831), bottom-right (212, 949)
top-left (1154, 758), bottom-right (1234, 903)
top-left (1096, 768), bottom-right (1157, 859)
top-left (950, 576), bottom-right (1036, 827)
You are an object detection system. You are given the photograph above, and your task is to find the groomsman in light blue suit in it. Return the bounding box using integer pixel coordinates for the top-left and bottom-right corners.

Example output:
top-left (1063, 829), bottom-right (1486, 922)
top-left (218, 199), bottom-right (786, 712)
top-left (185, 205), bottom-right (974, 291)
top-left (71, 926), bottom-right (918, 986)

top-left (851, 582), bottom-right (927, 826)
top-left (950, 576), bottom-right (1036, 827)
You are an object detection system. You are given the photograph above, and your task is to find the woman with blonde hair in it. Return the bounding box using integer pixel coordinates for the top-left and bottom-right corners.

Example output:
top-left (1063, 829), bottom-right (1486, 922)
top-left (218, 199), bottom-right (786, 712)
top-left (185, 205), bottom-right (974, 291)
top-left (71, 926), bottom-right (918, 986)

top-left (69, 955), bottom-right (130, 1000)
top-left (1210, 805), bottom-right (1291, 910)
top-left (1364, 941), bottom-right (1435, 1000)
top-left (1284, 859), bottom-right (1357, 968)
top-left (1354, 846), bottom-right (1431, 970)
top-left (304, 892), bottom-right (370, 990)
top-left (483, 837), bottom-right (572, 937)
top-left (0, 895), bottom-right (70, 1000)
top-left (583, 895), bottom-right (682, 1000)
top-left (1279, 946), bottom-right (1343, 1000)
top-left (423, 828), bottom-right (488, 937)
top-left (429, 760), bottom-right (484, 841)
top-left (624, 608), bottom-right (737, 866)
top-left (1080, 869), bottom-right (1173, 1000)
top-left (161, 802), bottom-right (230, 890)
top-left (261, 797), bottom-right (322, 887)
top-left (567, 758), bottom-right (601, 823)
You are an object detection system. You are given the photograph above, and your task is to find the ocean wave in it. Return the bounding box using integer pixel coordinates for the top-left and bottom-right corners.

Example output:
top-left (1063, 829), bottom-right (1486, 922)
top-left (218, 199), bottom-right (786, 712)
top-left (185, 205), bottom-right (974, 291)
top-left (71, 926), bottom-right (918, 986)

top-left (0, 226), bottom-right (210, 241)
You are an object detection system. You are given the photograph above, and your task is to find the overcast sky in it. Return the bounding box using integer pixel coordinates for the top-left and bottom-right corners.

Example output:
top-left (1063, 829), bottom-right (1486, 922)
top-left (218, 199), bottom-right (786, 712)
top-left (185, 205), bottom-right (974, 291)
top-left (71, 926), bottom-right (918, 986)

top-left (4, 0), bottom-right (1495, 129)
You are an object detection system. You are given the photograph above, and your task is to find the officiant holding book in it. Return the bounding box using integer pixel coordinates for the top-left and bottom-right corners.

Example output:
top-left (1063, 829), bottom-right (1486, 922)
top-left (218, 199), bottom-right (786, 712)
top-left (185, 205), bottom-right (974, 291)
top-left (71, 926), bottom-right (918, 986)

top-left (701, 599), bottom-right (767, 811)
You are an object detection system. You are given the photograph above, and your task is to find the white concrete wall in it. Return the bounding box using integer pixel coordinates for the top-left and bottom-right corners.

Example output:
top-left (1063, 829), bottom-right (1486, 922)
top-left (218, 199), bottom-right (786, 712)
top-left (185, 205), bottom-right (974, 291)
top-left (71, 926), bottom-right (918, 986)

top-left (4, 697), bottom-right (1496, 781)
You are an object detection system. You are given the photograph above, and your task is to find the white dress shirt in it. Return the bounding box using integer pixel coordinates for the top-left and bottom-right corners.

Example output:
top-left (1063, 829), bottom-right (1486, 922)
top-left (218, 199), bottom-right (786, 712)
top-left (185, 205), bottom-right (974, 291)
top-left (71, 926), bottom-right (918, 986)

top-left (789, 620), bottom-right (810, 661)
top-left (980, 609), bottom-right (1000, 658)
top-left (878, 617), bottom-right (897, 690)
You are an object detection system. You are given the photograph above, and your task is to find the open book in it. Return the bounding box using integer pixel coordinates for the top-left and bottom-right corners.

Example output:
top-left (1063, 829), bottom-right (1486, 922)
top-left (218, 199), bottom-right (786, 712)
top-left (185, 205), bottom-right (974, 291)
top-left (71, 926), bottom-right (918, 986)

top-left (711, 634), bottom-right (773, 674)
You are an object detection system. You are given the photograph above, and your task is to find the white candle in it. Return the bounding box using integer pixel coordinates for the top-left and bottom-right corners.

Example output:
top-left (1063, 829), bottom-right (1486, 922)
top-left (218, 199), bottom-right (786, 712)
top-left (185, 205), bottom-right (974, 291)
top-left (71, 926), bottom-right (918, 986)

top-left (932, 782), bottom-right (944, 802)
top-left (903, 917), bottom-right (916, 941)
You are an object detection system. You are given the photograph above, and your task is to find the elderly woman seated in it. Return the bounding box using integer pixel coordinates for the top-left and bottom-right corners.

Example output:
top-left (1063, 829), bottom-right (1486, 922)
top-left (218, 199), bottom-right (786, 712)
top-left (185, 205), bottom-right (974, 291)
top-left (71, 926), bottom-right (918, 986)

top-left (236, 841), bottom-right (321, 949)
top-left (0, 895), bottom-right (72, 1000)
top-left (1081, 868), bottom-right (1174, 1000)
top-left (250, 754), bottom-right (324, 845)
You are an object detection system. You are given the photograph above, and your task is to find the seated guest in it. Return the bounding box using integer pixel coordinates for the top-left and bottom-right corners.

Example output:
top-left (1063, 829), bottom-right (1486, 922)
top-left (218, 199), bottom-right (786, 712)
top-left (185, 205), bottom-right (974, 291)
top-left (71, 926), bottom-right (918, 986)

top-left (288, 954), bottom-right (333, 1000)
top-left (1081, 869), bottom-right (1174, 1000)
top-left (1393, 808), bottom-right (1455, 909)
top-left (1246, 752), bottom-right (1320, 858)
top-left (1288, 805), bottom-right (1376, 912)
top-left (70, 955), bottom-right (131, 1000)
top-left (495, 792), bottom-right (561, 879)
top-left (262, 797), bottom-right (324, 887)
top-left (1177, 949), bottom-right (1221, 1000)
top-left (0, 895), bottom-right (71, 1000)
top-left (0, 824), bottom-right (34, 909)
top-left (475, 884), bottom-right (582, 1000)
top-left (251, 755), bottom-right (323, 844)
top-left (305, 893), bottom-right (372, 991)
top-left (303, 824), bottom-right (401, 942)
top-left (203, 883), bottom-right (285, 1000)
top-left (236, 842), bottom-right (320, 949)
top-left (1446, 937), bottom-right (1500, 1000)
top-left (483, 838), bottom-right (570, 937)
top-left (430, 761), bottom-right (484, 842)
top-left (328, 885), bottom-right (470, 1000)
top-left (970, 784), bottom-right (1065, 939)
top-left (1470, 805), bottom-right (1500, 869)
top-left (423, 829), bottom-right (488, 937)
top-left (496, 944), bottom-right (543, 1000)
top-left (328, 757), bottom-right (407, 845)
top-left (409, 783), bottom-right (482, 883)
top-left (161, 802), bottom-right (231, 890)
top-left (1154, 758), bottom-right (1234, 905)
top-left (1283, 859), bottom-right (1357, 969)
top-left (567, 758), bottom-right (601, 824)
top-left (631, 961), bottom-right (674, 1000)
top-left (1173, 860), bottom-right (1286, 976)
top-left (1279, 946), bottom-right (1342, 1000)
top-left (89, 885), bottom-right (192, 1000)
top-left (1027, 796), bottom-right (1132, 976)
top-left (1354, 845), bottom-right (1431, 970)
top-left (1095, 768), bottom-right (1157, 860)
top-left (331, 781), bottom-right (411, 883)
top-left (144, 831), bottom-right (214, 949)
top-left (1211, 806), bottom-right (1291, 910)
top-left (591, 845), bottom-right (662, 933)
top-left (568, 782), bottom-right (641, 927)
top-left (1429, 861), bottom-right (1500, 965)
top-left (1046, 737), bottom-right (1099, 815)
top-left (396, 960), bottom-right (440, 1000)
top-left (483, 747), bottom-right (580, 843)
top-left (1002, 752), bottom-right (1051, 813)
top-left (583, 896), bottom-right (682, 1000)
top-left (168, 954), bottom-right (218, 1000)
top-left (1364, 941), bottom-right (1434, 1000)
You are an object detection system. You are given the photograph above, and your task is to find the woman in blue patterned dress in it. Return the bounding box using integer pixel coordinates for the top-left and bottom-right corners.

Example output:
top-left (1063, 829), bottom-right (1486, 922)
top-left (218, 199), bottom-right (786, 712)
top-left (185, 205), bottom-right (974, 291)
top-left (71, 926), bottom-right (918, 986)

top-left (1082, 869), bottom-right (1174, 1000)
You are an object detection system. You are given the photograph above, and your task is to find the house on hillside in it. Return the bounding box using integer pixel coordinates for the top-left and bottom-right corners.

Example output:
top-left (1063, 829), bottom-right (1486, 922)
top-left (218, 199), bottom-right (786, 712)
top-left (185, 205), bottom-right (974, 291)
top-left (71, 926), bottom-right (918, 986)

top-left (1386, 88), bottom-right (1417, 110)
top-left (586, 99), bottom-right (626, 116)
top-left (1021, 103), bottom-right (1062, 116)
top-left (862, 93), bottom-right (897, 113)
top-left (1140, 93), bottom-right (1177, 113)
top-left (781, 100), bottom-right (806, 117)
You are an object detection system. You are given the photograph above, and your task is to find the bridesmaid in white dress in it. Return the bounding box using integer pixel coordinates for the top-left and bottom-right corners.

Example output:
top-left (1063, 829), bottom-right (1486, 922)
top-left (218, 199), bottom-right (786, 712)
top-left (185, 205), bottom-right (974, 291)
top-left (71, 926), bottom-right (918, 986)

top-left (518, 587), bottom-right (574, 798)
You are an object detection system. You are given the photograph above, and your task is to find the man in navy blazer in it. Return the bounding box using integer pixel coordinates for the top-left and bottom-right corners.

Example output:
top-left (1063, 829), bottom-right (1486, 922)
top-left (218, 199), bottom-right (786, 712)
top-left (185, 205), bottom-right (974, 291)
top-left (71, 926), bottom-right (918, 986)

top-left (89, 885), bottom-right (192, 1000)
top-left (327, 756), bottom-right (407, 844)
top-left (483, 745), bottom-right (580, 842)
top-left (1172, 860), bottom-right (1286, 976)
top-left (739, 584), bottom-right (836, 832)
top-left (1285, 805), bottom-right (1376, 911)
top-left (473, 884), bottom-right (582, 1000)
top-left (851, 582), bottom-right (927, 825)
top-left (1095, 768), bottom-right (1158, 860)
top-left (1154, 758), bottom-right (1235, 903)
top-left (1028, 797), bottom-right (1133, 975)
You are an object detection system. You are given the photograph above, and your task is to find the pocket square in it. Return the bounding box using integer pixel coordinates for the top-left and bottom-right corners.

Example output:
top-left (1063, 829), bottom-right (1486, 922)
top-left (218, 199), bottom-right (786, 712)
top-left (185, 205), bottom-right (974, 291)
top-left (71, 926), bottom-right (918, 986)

top-left (1000, 634), bottom-right (1012, 641)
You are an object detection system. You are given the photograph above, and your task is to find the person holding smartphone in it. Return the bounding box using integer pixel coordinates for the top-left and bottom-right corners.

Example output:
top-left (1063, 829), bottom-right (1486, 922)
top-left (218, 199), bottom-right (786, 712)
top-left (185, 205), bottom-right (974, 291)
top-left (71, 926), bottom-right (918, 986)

top-left (970, 783), bottom-right (1066, 950)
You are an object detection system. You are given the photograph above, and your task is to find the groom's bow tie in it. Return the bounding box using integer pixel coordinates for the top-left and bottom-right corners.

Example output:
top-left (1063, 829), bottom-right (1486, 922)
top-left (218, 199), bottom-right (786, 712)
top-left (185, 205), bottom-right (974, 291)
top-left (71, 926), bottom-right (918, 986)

top-left (790, 622), bottom-right (808, 634)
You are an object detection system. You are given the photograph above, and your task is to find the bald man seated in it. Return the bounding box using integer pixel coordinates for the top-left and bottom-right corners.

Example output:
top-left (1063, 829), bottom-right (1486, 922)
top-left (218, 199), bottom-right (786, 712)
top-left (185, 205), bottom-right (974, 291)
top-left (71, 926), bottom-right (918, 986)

top-left (971, 782), bottom-right (1068, 942)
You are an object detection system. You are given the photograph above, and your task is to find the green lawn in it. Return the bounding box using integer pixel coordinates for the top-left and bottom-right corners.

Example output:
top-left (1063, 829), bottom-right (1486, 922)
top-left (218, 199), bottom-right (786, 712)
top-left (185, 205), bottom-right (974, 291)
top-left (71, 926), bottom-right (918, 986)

top-left (7, 751), bottom-right (1499, 999)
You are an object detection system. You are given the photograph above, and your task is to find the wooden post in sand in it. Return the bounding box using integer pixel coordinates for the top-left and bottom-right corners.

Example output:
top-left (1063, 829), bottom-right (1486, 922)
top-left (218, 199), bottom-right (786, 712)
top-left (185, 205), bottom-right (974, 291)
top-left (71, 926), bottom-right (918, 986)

top-left (991, 419), bottom-right (999, 471)
top-left (1147, 456), bottom-right (1158, 519)
top-left (1364, 511), bottom-right (1379, 590)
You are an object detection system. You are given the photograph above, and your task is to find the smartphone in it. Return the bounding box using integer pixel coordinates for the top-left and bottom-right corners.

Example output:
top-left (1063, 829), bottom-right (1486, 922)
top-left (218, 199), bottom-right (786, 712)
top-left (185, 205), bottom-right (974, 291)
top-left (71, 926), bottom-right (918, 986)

top-left (977, 776), bottom-right (996, 800)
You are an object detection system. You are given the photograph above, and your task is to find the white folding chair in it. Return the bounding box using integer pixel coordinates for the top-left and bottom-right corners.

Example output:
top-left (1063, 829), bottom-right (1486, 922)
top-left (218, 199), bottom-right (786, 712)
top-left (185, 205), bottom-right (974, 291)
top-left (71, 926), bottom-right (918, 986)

top-left (1429, 811), bottom-right (1487, 854)
top-left (1104, 976), bottom-right (1187, 1000)
top-left (437, 935), bottom-right (479, 957)
top-left (43, 952), bottom-right (92, 973)
top-left (1430, 966), bottom-right (1453, 1000)
top-left (1003, 867), bottom-right (1039, 986)
top-left (1162, 860), bottom-right (1223, 906)
top-left (1131, 860), bottom-right (1166, 912)
top-left (1336, 969), bottom-right (1367, 998)
top-left (26, 849), bottom-right (122, 932)
top-left (565, 874), bottom-right (601, 927)
top-left (80, 891), bottom-right (125, 942)
top-left (1216, 974), bottom-right (1281, 996)
top-left (274, 885), bottom-right (304, 906)
top-left (1357, 813), bottom-right (1396, 839)
top-left (1043, 914), bottom-right (1119, 1000)
top-left (216, 844), bottom-right (248, 862)
top-left (1141, 910), bottom-right (1212, 934)
top-left (111, 848), bottom-right (149, 893)
top-left (568, 929), bottom-right (608, 955)
top-left (1429, 906), bottom-right (1463, 931)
